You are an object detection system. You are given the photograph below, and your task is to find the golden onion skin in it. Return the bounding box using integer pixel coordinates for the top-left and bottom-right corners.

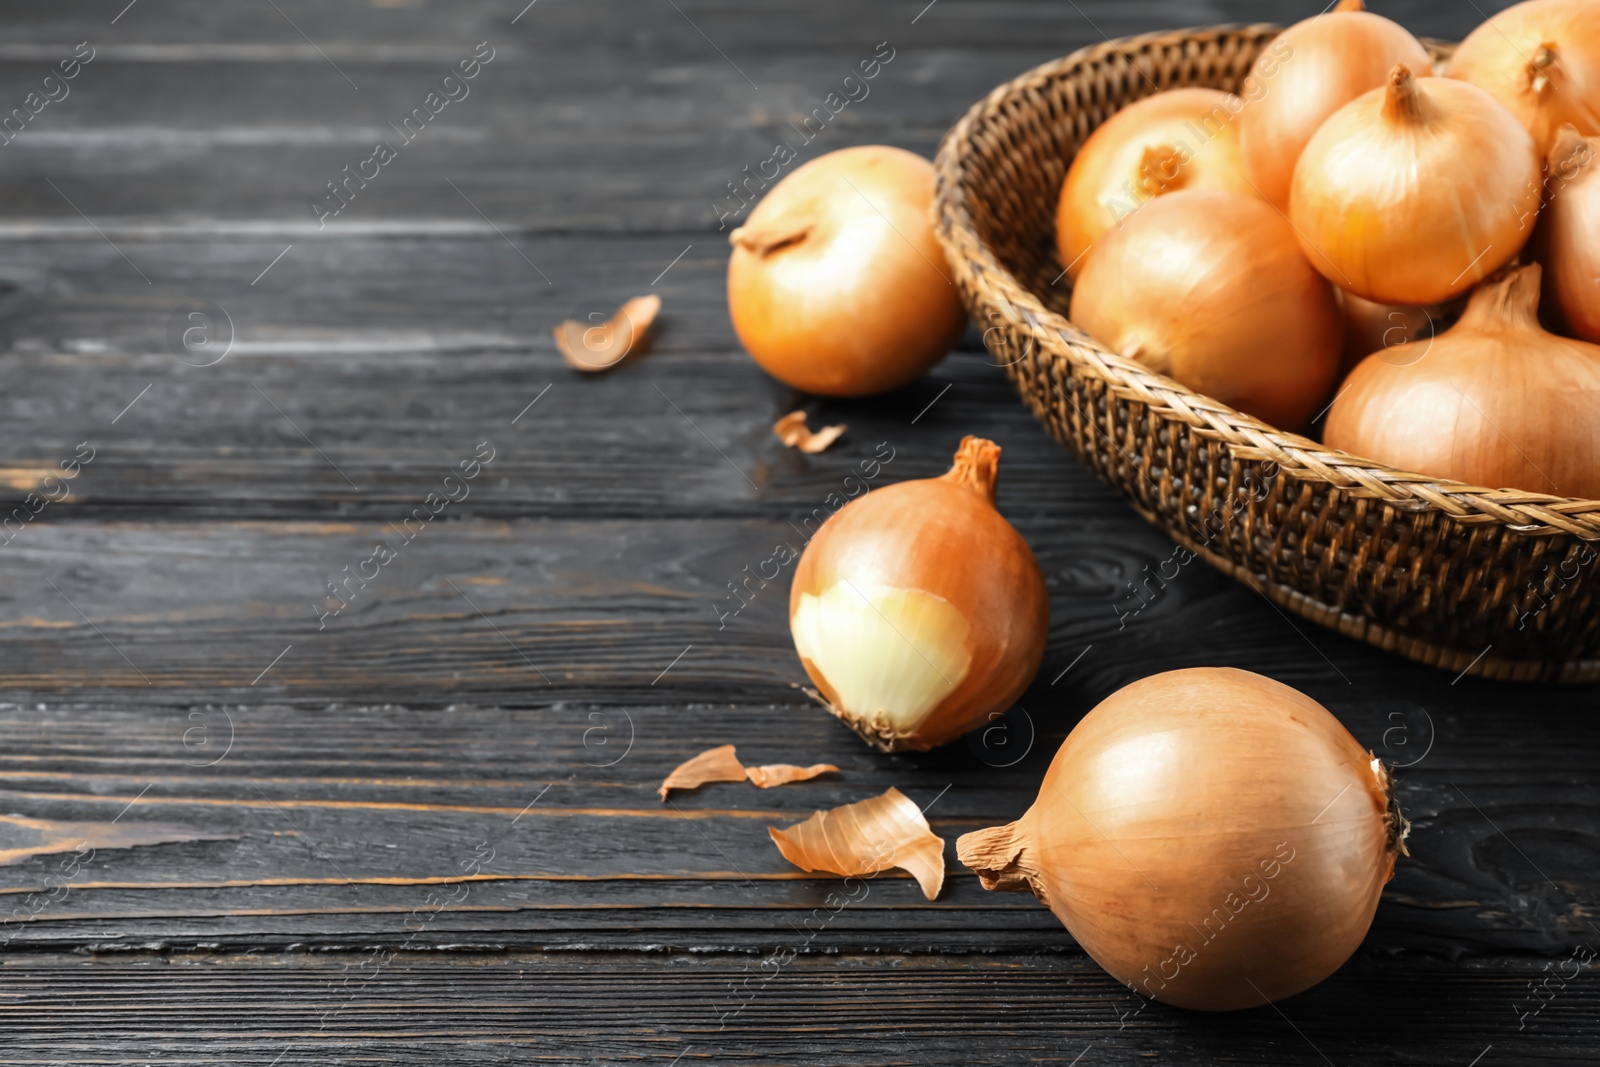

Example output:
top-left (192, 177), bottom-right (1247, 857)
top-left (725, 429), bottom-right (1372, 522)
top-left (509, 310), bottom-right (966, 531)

top-left (1533, 126), bottom-right (1600, 342)
top-left (1054, 87), bottom-right (1256, 282)
top-left (788, 437), bottom-right (1048, 752)
top-left (959, 668), bottom-right (1403, 1011)
top-left (727, 145), bottom-right (966, 397)
top-left (1289, 68), bottom-right (1542, 305)
top-left (1236, 0), bottom-right (1432, 212)
top-left (1447, 0), bottom-right (1600, 156)
top-left (1069, 188), bottom-right (1343, 430)
top-left (1326, 265), bottom-right (1600, 499)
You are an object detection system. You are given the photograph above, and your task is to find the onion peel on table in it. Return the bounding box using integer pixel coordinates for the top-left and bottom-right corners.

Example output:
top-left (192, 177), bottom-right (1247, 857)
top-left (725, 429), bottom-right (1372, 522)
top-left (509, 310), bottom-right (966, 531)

top-left (554, 294), bottom-right (661, 372)
top-left (768, 786), bottom-right (944, 900)
top-left (772, 410), bottom-right (846, 453)
top-left (658, 744), bottom-right (838, 800)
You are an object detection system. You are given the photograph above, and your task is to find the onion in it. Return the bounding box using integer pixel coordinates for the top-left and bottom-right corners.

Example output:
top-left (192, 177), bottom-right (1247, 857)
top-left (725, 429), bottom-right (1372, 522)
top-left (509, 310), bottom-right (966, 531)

top-left (1326, 264), bottom-right (1600, 499)
top-left (1069, 188), bottom-right (1342, 430)
top-left (1290, 65), bottom-right (1543, 305)
top-left (1447, 0), bottom-right (1600, 155)
top-left (789, 436), bottom-right (1048, 752)
top-left (1533, 125), bottom-right (1600, 341)
top-left (1334, 289), bottom-right (1449, 375)
top-left (727, 145), bottom-right (966, 397)
top-left (957, 667), bottom-right (1407, 1011)
top-left (1236, 0), bottom-right (1433, 211)
top-left (1055, 88), bottom-right (1254, 282)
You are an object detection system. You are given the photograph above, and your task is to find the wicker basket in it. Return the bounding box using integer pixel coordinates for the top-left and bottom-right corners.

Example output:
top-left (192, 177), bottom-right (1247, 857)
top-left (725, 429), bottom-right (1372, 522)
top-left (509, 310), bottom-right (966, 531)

top-left (932, 25), bottom-right (1600, 683)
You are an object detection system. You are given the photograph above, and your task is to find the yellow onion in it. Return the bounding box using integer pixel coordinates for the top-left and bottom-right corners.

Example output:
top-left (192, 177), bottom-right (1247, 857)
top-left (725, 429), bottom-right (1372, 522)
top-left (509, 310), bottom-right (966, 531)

top-left (727, 145), bottom-right (966, 397)
top-left (1334, 289), bottom-right (1451, 376)
top-left (1069, 188), bottom-right (1342, 429)
top-left (958, 667), bottom-right (1407, 1011)
top-left (1055, 87), bottom-right (1254, 282)
top-left (1291, 65), bottom-right (1542, 305)
top-left (1236, 0), bottom-right (1432, 211)
top-left (789, 436), bottom-right (1048, 752)
top-left (1533, 125), bottom-right (1600, 341)
top-left (1326, 264), bottom-right (1600, 499)
top-left (1447, 0), bottom-right (1600, 155)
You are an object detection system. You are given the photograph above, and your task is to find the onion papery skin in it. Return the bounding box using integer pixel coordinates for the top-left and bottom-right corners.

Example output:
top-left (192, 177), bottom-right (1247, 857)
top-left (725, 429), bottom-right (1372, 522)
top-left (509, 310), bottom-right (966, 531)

top-left (727, 145), bottom-right (966, 397)
top-left (1069, 188), bottom-right (1342, 430)
top-left (1534, 126), bottom-right (1600, 341)
top-left (789, 437), bottom-right (1048, 753)
top-left (1236, 0), bottom-right (1433, 211)
top-left (1447, 0), bottom-right (1600, 155)
top-left (1055, 88), bottom-right (1255, 282)
top-left (1326, 264), bottom-right (1600, 499)
top-left (1290, 67), bottom-right (1542, 305)
top-left (1335, 289), bottom-right (1454, 377)
top-left (957, 668), bottom-right (1403, 1011)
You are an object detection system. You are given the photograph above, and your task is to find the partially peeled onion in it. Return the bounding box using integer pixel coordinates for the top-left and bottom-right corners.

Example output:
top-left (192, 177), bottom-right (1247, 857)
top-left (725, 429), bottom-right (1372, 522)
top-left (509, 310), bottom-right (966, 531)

top-left (789, 436), bottom-right (1048, 752)
top-left (958, 668), bottom-right (1407, 1010)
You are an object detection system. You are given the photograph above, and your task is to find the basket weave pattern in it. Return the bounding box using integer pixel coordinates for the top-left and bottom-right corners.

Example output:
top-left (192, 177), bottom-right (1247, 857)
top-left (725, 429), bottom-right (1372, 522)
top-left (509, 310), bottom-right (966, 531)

top-left (932, 25), bottom-right (1600, 682)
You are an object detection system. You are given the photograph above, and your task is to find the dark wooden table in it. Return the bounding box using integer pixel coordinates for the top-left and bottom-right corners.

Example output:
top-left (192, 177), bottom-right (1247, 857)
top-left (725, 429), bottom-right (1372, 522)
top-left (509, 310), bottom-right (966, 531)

top-left (0, 0), bottom-right (1593, 1062)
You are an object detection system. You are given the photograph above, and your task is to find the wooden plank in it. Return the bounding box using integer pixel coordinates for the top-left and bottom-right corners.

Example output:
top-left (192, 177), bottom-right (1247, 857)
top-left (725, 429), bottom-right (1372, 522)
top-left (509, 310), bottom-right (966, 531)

top-left (0, 695), bottom-right (1589, 957)
top-left (0, 951), bottom-right (1591, 1065)
top-left (0, 515), bottom-right (1592, 703)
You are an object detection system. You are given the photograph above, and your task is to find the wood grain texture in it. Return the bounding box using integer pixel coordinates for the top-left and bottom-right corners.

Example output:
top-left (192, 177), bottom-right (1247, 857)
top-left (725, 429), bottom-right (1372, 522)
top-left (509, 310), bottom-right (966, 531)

top-left (0, 952), bottom-right (1596, 1066)
top-left (0, 0), bottom-right (1587, 1063)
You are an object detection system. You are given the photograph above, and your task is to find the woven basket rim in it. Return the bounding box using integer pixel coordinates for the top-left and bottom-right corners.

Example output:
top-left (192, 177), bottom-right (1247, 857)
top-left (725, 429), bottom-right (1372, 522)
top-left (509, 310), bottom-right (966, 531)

top-left (932, 23), bottom-right (1600, 539)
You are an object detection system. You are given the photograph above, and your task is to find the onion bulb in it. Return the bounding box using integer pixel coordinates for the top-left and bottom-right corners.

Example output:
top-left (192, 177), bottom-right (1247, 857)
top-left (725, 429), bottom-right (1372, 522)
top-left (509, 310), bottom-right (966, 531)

top-left (1069, 188), bottom-right (1342, 430)
top-left (1055, 88), bottom-right (1255, 282)
top-left (1335, 289), bottom-right (1450, 375)
top-left (1236, 0), bottom-right (1433, 211)
top-left (789, 436), bottom-right (1047, 752)
top-left (727, 145), bottom-right (966, 397)
top-left (1326, 264), bottom-right (1600, 499)
top-left (1291, 65), bottom-right (1542, 305)
top-left (1447, 0), bottom-right (1600, 155)
top-left (1533, 125), bottom-right (1600, 341)
top-left (958, 667), bottom-right (1408, 1011)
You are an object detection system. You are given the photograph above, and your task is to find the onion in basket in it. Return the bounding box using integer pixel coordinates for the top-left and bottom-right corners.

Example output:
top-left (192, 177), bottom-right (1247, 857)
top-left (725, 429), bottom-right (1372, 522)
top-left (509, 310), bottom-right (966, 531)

top-left (727, 145), bottom-right (966, 397)
top-left (1533, 126), bottom-right (1600, 342)
top-left (958, 667), bottom-right (1408, 1011)
top-left (1054, 87), bottom-right (1254, 282)
top-left (1290, 65), bottom-right (1542, 305)
top-left (1326, 264), bottom-right (1600, 499)
top-left (1068, 187), bottom-right (1342, 430)
top-left (1447, 0), bottom-right (1600, 155)
top-left (789, 436), bottom-right (1048, 753)
top-left (1236, 0), bottom-right (1432, 212)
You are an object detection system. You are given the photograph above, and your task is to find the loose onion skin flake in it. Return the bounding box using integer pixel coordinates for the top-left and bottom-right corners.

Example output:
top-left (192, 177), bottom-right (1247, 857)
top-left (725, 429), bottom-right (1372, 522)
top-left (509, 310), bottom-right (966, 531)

top-left (769, 786), bottom-right (944, 900)
top-left (658, 744), bottom-right (838, 801)
top-left (1069, 188), bottom-right (1343, 430)
top-left (1290, 65), bottom-right (1542, 305)
top-left (1054, 87), bottom-right (1255, 281)
top-left (789, 436), bottom-right (1048, 753)
top-left (727, 145), bottom-right (966, 397)
top-left (1326, 264), bottom-right (1600, 499)
top-left (1533, 126), bottom-right (1600, 341)
top-left (1236, 0), bottom-right (1432, 212)
top-left (958, 668), bottom-right (1408, 1011)
top-left (1447, 0), bottom-right (1600, 156)
top-left (773, 410), bottom-right (846, 453)
top-left (554, 294), bottom-right (660, 372)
